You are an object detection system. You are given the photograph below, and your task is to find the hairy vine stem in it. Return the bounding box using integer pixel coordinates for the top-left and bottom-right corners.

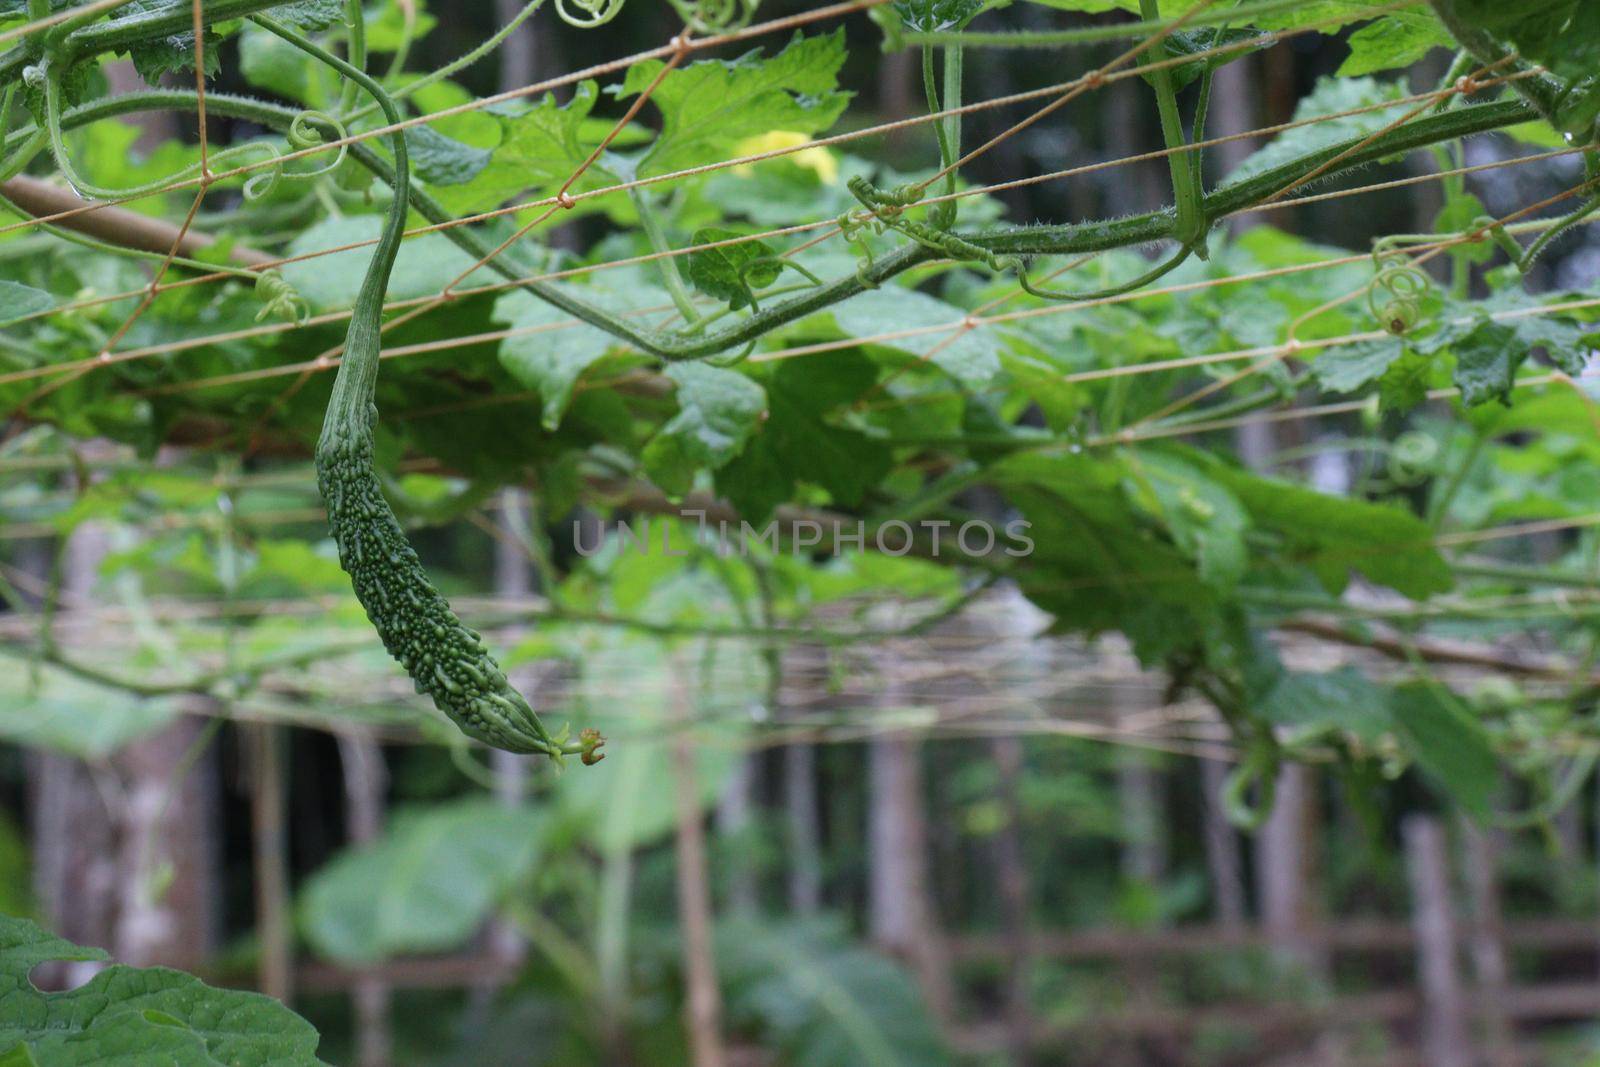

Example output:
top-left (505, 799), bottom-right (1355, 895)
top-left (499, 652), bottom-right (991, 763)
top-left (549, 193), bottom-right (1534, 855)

top-left (2, 84), bottom-right (1538, 360)
top-left (1139, 0), bottom-right (1209, 257)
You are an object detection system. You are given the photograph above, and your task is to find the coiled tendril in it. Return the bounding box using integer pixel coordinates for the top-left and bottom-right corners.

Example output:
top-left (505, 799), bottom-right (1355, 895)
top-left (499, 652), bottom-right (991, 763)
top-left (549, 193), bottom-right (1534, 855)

top-left (1387, 430), bottom-right (1439, 487)
top-left (255, 268), bottom-right (309, 325)
top-left (668, 0), bottom-right (758, 32)
top-left (285, 109), bottom-right (350, 179)
top-left (555, 0), bottom-right (626, 27)
top-left (1366, 248), bottom-right (1433, 336)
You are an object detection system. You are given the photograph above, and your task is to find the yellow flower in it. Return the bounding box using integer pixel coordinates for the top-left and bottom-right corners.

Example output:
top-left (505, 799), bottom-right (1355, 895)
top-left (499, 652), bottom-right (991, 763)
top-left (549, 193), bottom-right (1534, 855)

top-left (731, 131), bottom-right (839, 184)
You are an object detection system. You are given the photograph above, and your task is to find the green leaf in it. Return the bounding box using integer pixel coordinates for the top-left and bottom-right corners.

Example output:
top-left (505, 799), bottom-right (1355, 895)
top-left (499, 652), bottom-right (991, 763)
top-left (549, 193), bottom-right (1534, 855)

top-left (1311, 338), bottom-right (1404, 394)
top-left (829, 287), bottom-right (1003, 388)
top-left (405, 127), bottom-right (493, 187)
top-left (681, 228), bottom-right (782, 311)
top-left (893, 0), bottom-right (984, 32)
top-left (718, 917), bottom-right (952, 1067)
top-left (717, 350), bottom-right (889, 519)
top-left (0, 914), bottom-right (327, 1066)
top-left (621, 32), bottom-right (851, 179)
top-left (239, 21), bottom-right (322, 105)
top-left (117, 0), bottom-right (224, 85)
top-left (492, 281), bottom-right (667, 430)
top-left (1447, 316), bottom-right (1522, 407)
top-left (1338, 14), bottom-right (1453, 75)
top-left (0, 666), bottom-right (180, 759)
top-left (281, 215), bottom-right (499, 311)
top-left (0, 281), bottom-right (53, 329)
top-left (1391, 683), bottom-right (1499, 818)
top-left (1209, 465), bottom-right (1454, 598)
top-left (989, 451), bottom-right (1215, 648)
top-left (276, 0), bottom-right (343, 29)
top-left (1378, 348), bottom-right (1434, 412)
top-left (298, 799), bottom-right (545, 963)
top-left (425, 81), bottom-right (617, 216)
top-left (1124, 451), bottom-right (1249, 589)
top-left (1449, 1), bottom-right (1600, 85)
top-left (1258, 667), bottom-right (1394, 742)
top-left (1144, 28), bottom-right (1272, 92)
top-left (1434, 192), bottom-right (1496, 265)
top-left (643, 363), bottom-right (767, 495)
top-left (1228, 76), bottom-right (1405, 185)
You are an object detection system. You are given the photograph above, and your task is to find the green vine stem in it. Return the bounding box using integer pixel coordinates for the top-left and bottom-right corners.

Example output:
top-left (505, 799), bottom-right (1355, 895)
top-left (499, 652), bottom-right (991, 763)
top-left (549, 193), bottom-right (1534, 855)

top-left (4, 87), bottom-right (1540, 362)
top-left (1139, 0), bottom-right (1208, 257)
top-left (630, 186), bottom-right (702, 325)
top-left (902, 0), bottom-right (1310, 48)
top-left (337, 0), bottom-right (366, 115)
top-left (39, 59), bottom-right (287, 200)
top-left (1426, 0), bottom-right (1569, 138)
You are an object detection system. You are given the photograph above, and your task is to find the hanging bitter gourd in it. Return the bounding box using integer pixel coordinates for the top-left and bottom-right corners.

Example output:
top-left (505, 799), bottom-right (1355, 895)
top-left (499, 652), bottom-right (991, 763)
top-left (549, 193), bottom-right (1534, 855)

top-left (250, 15), bottom-right (602, 764)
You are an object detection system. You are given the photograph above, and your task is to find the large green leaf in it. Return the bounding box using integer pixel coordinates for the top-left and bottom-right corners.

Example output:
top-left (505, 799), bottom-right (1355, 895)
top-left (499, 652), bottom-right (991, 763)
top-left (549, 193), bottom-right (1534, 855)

top-left (1227, 77), bottom-right (1406, 185)
top-left (299, 799), bottom-right (546, 963)
top-left (1258, 667), bottom-right (1394, 743)
top-left (1208, 465), bottom-right (1454, 598)
top-left (1448, 1), bottom-right (1600, 85)
top-left (717, 918), bottom-right (952, 1067)
top-left (829, 287), bottom-right (1004, 389)
top-left (0, 282), bottom-right (54, 329)
top-left (492, 280), bottom-right (669, 430)
top-left (716, 350), bottom-right (890, 520)
top-left (1391, 683), bottom-right (1499, 818)
top-left (0, 914), bottom-right (326, 1067)
top-left (643, 363), bottom-right (768, 496)
top-left (280, 215), bottom-right (500, 312)
top-left (622, 32), bottom-right (851, 179)
top-left (0, 665), bottom-right (180, 760)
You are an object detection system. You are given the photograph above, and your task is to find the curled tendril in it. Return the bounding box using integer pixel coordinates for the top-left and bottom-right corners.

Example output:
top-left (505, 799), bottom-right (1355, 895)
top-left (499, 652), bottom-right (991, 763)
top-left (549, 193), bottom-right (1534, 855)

top-left (555, 0), bottom-right (626, 27)
top-left (255, 268), bottom-right (309, 324)
top-left (668, 0), bottom-right (758, 32)
top-left (285, 109), bottom-right (350, 179)
top-left (733, 255), bottom-right (820, 312)
top-left (1366, 250), bottom-right (1432, 336)
top-left (1221, 734), bottom-right (1281, 831)
top-left (1387, 430), bottom-right (1439, 487)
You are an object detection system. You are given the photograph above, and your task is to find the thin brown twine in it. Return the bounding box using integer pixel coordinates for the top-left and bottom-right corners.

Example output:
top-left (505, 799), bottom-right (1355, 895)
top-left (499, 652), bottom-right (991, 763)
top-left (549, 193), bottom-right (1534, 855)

top-left (3, 59), bottom-right (1540, 398)
top-left (128, 197), bottom-right (1600, 405)
top-left (14, 0), bottom-right (218, 415)
top-left (0, 55), bottom-right (1541, 374)
top-left (0, 0), bottom-right (898, 240)
top-left (1119, 165), bottom-right (1600, 432)
top-left (0, 0), bottom-right (1472, 342)
top-left (0, 0), bottom-right (1423, 250)
top-left (258, 0), bottom-right (1333, 373)
top-left (240, 28), bottom-right (697, 454)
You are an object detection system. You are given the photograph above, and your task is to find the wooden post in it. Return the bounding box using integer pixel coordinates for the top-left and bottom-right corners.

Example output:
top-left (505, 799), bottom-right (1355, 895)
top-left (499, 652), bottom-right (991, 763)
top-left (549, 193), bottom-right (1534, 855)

top-left (249, 724), bottom-right (293, 1003)
top-left (338, 732), bottom-right (391, 1067)
top-left (488, 489), bottom-right (535, 969)
top-left (782, 643), bottom-right (825, 915)
top-left (991, 736), bottom-right (1035, 1066)
top-left (1404, 815), bottom-right (1472, 1067)
top-left (672, 671), bottom-right (727, 1067)
top-left (1200, 757), bottom-right (1248, 929)
top-left (27, 524), bottom-right (117, 990)
top-left (715, 757), bottom-right (760, 917)
top-left (867, 656), bottom-right (956, 1025)
top-left (1460, 820), bottom-right (1521, 1067)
